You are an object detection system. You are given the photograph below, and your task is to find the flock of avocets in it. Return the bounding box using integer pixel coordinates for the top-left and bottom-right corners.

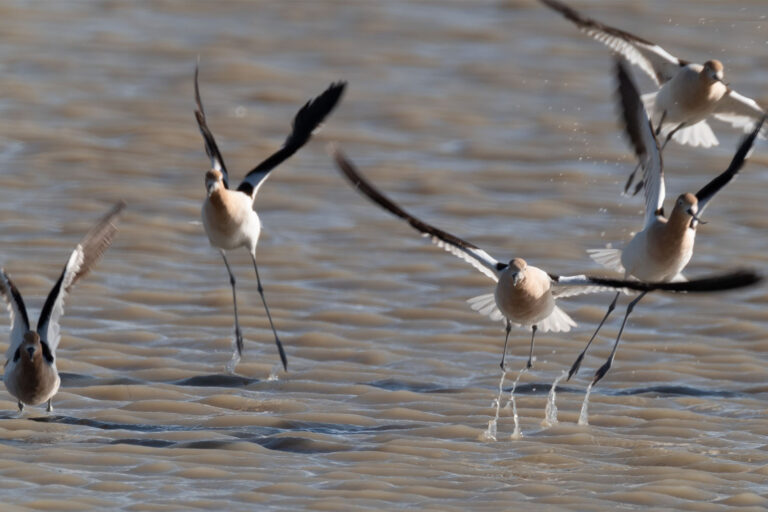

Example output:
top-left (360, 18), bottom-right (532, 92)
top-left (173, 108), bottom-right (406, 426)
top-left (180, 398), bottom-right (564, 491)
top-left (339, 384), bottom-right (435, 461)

top-left (2, 1), bottom-right (766, 423)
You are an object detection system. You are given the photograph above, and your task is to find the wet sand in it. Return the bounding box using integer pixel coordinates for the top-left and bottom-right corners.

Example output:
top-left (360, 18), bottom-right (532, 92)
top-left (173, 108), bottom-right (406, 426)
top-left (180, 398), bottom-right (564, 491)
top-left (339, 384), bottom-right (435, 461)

top-left (0, 0), bottom-right (767, 510)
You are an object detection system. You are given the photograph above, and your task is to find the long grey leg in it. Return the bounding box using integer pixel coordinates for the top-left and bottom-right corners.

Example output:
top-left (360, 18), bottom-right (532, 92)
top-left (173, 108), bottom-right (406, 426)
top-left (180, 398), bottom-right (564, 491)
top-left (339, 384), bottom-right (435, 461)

top-left (526, 325), bottom-right (537, 369)
top-left (592, 291), bottom-right (647, 385)
top-left (568, 291), bottom-right (620, 380)
top-left (500, 320), bottom-right (512, 370)
top-left (250, 253), bottom-right (287, 371)
top-left (17, 400), bottom-right (23, 413)
top-left (220, 250), bottom-right (244, 356)
top-left (46, 399), bottom-right (53, 413)
top-left (623, 162), bottom-right (642, 195)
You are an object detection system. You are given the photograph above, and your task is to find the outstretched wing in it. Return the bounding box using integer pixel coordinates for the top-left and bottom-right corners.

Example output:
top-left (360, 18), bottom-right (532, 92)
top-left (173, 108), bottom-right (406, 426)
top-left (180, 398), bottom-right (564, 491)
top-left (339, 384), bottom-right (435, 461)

top-left (714, 90), bottom-right (767, 136)
top-left (333, 149), bottom-right (503, 282)
top-left (549, 274), bottom-right (629, 299)
top-left (0, 270), bottom-right (30, 363)
top-left (539, 0), bottom-right (683, 85)
top-left (36, 202), bottom-right (125, 354)
top-left (615, 59), bottom-right (665, 227)
top-left (577, 269), bottom-right (762, 293)
top-left (194, 63), bottom-right (230, 188)
top-left (694, 115), bottom-right (765, 219)
top-left (237, 82), bottom-right (347, 198)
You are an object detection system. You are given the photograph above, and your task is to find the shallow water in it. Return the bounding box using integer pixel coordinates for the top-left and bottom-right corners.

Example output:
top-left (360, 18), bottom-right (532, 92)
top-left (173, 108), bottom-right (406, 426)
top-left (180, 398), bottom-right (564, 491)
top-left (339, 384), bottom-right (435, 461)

top-left (0, 0), bottom-right (767, 509)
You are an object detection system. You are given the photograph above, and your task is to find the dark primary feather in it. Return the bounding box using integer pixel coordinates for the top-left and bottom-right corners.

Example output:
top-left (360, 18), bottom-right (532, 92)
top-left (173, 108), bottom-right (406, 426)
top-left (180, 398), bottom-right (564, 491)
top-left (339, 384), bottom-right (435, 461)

top-left (0, 270), bottom-right (30, 333)
top-left (615, 58), bottom-right (665, 221)
top-left (616, 60), bottom-right (657, 163)
top-left (335, 150), bottom-right (478, 250)
top-left (194, 64), bottom-right (230, 188)
top-left (695, 115), bottom-right (766, 213)
top-left (333, 148), bottom-right (502, 280)
top-left (37, 201), bottom-right (125, 339)
top-left (539, 0), bottom-right (655, 46)
top-left (585, 269), bottom-right (762, 293)
top-left (539, 0), bottom-right (683, 85)
top-left (237, 81), bottom-right (346, 197)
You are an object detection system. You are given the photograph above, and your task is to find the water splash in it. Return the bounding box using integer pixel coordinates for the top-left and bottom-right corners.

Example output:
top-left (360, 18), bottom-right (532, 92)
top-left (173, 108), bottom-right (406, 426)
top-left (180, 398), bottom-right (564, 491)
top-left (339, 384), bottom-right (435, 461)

top-left (506, 367), bottom-right (527, 440)
top-left (578, 381), bottom-right (593, 426)
top-left (225, 350), bottom-right (241, 375)
top-left (542, 370), bottom-right (568, 427)
top-left (267, 363), bottom-right (282, 381)
top-left (480, 370), bottom-right (507, 442)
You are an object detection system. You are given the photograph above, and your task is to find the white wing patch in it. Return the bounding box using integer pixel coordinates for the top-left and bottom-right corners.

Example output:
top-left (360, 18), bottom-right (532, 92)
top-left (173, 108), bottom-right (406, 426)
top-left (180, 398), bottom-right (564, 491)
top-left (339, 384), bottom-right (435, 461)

top-left (551, 273), bottom-right (633, 299)
top-left (714, 90), bottom-right (767, 136)
top-left (0, 270), bottom-right (29, 363)
top-left (583, 30), bottom-right (661, 85)
top-left (428, 235), bottom-right (500, 282)
top-left (587, 248), bottom-right (625, 274)
top-left (467, 293), bottom-right (506, 323)
top-left (42, 246), bottom-right (84, 354)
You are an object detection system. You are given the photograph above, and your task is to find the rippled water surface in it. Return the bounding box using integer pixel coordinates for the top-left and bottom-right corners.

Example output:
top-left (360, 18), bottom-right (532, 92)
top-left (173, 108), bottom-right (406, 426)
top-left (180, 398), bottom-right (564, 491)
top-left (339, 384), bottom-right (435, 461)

top-left (1, 0), bottom-right (767, 510)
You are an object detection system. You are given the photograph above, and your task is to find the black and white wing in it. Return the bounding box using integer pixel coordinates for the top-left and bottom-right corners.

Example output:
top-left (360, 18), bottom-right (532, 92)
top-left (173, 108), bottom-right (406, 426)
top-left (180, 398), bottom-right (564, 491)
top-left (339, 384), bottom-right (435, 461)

top-left (0, 270), bottom-right (30, 363)
top-left (540, 0), bottom-right (683, 85)
top-left (194, 63), bottom-right (230, 188)
top-left (694, 115), bottom-right (765, 220)
top-left (616, 59), bottom-right (665, 227)
top-left (549, 274), bottom-right (629, 299)
top-left (237, 82), bottom-right (346, 198)
top-left (714, 90), bottom-right (767, 136)
top-left (36, 202), bottom-right (125, 354)
top-left (333, 149), bottom-right (503, 282)
top-left (578, 269), bottom-right (762, 293)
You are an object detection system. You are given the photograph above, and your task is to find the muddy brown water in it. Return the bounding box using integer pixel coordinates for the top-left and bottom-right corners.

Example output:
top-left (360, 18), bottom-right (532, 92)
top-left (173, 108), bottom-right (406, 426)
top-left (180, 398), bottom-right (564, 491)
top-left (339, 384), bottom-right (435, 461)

top-left (0, 0), bottom-right (767, 510)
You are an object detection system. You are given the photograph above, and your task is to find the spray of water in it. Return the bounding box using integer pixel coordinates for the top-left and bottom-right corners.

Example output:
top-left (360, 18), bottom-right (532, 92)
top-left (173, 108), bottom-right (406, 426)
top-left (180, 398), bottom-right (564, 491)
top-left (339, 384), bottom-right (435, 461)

top-left (225, 350), bottom-right (241, 375)
top-left (507, 367), bottom-right (527, 439)
top-left (267, 363), bottom-right (282, 381)
top-left (542, 370), bottom-right (568, 427)
top-left (481, 370), bottom-right (507, 442)
top-left (578, 381), bottom-right (593, 426)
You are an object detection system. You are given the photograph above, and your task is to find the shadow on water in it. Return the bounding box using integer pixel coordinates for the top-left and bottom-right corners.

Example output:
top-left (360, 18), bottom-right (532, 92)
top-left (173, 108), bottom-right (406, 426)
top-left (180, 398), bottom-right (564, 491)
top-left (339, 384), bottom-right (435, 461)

top-left (499, 382), bottom-right (746, 398)
top-left (24, 414), bottom-right (408, 454)
top-left (29, 415), bottom-right (201, 432)
top-left (172, 374), bottom-right (259, 388)
top-left (366, 379), bottom-right (462, 393)
top-left (608, 385), bottom-right (744, 398)
top-left (109, 435), bottom-right (362, 453)
top-left (59, 372), bottom-right (145, 387)
top-left (60, 372), bottom-right (260, 389)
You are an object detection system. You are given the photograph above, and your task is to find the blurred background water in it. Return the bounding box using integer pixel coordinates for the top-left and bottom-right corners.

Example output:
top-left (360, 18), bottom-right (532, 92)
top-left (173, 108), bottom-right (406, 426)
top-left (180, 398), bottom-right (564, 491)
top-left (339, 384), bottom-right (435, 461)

top-left (0, 0), bottom-right (767, 510)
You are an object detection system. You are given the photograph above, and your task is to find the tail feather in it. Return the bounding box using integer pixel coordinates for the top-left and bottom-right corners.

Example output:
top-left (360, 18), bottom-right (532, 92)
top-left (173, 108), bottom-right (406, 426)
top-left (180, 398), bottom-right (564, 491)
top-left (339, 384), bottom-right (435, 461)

top-left (668, 121), bottom-right (718, 148)
top-left (537, 305), bottom-right (577, 333)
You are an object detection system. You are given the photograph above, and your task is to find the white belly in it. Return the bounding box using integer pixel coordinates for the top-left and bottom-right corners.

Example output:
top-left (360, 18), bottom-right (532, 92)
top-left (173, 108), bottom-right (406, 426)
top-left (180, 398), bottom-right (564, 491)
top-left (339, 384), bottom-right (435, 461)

top-left (201, 194), bottom-right (261, 252)
top-left (621, 228), bottom-right (695, 282)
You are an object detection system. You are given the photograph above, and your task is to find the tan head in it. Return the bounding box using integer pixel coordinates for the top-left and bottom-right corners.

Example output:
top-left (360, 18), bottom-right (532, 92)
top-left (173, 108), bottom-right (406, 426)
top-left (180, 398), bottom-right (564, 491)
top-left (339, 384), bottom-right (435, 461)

top-left (673, 192), bottom-right (705, 224)
top-left (19, 331), bottom-right (42, 363)
top-left (702, 60), bottom-right (726, 85)
top-left (508, 258), bottom-right (527, 286)
top-left (205, 169), bottom-right (224, 195)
